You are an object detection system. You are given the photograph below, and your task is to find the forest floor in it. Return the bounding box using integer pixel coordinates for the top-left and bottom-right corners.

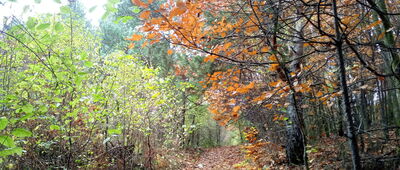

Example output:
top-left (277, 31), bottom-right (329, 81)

top-left (157, 133), bottom-right (400, 169)
top-left (156, 145), bottom-right (247, 169)
top-left (181, 146), bottom-right (245, 170)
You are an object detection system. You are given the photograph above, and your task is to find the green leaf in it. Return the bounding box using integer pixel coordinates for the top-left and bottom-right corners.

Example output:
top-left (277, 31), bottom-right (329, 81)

top-left (38, 106), bottom-right (48, 113)
top-left (102, 11), bottom-right (110, 20)
top-left (84, 61), bottom-right (93, 67)
top-left (21, 104), bottom-right (34, 114)
top-left (108, 0), bottom-right (119, 3)
top-left (26, 17), bottom-right (37, 29)
top-left (19, 112), bottom-right (33, 121)
top-left (108, 129), bottom-right (121, 135)
top-left (36, 23), bottom-right (50, 30)
top-left (66, 110), bottom-right (78, 118)
top-left (53, 0), bottom-right (61, 3)
top-left (151, 92), bottom-right (160, 99)
top-left (106, 6), bottom-right (117, 13)
top-left (0, 147), bottom-right (23, 157)
top-left (50, 125), bottom-right (60, 130)
top-left (34, 0), bottom-right (41, 3)
top-left (54, 97), bottom-right (62, 103)
top-left (0, 136), bottom-right (15, 148)
top-left (11, 128), bottom-right (32, 137)
top-left (54, 22), bottom-right (64, 32)
top-left (9, 118), bottom-right (18, 125)
top-left (120, 16), bottom-right (133, 23)
top-left (132, 6), bottom-right (140, 13)
top-left (60, 6), bottom-right (71, 13)
top-left (5, 95), bottom-right (18, 100)
top-left (306, 148), bottom-right (318, 153)
top-left (0, 117), bottom-right (8, 130)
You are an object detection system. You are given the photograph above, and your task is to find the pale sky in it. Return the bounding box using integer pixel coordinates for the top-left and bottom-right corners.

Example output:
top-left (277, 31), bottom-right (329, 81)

top-left (0, 0), bottom-right (108, 27)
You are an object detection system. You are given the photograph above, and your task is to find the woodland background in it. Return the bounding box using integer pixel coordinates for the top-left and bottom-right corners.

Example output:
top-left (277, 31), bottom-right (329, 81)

top-left (0, 0), bottom-right (399, 169)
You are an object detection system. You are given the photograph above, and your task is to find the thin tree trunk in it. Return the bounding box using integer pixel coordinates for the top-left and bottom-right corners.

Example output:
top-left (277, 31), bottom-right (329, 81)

top-left (332, 0), bottom-right (362, 169)
top-left (284, 7), bottom-right (308, 166)
top-left (180, 90), bottom-right (186, 147)
top-left (378, 80), bottom-right (390, 141)
top-left (367, 0), bottom-right (400, 132)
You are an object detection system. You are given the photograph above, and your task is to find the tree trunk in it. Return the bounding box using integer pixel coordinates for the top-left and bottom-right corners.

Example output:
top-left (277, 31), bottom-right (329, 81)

top-left (180, 90), bottom-right (186, 147)
top-left (367, 0), bottom-right (400, 132)
top-left (286, 94), bottom-right (306, 165)
top-left (284, 7), bottom-right (307, 166)
top-left (332, 0), bottom-right (362, 169)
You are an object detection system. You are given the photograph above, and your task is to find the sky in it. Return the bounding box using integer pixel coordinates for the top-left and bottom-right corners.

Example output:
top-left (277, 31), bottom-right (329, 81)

top-left (0, 0), bottom-right (108, 27)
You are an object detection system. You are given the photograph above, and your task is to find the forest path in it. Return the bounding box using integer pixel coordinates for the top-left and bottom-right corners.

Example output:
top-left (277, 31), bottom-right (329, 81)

top-left (182, 146), bottom-right (245, 170)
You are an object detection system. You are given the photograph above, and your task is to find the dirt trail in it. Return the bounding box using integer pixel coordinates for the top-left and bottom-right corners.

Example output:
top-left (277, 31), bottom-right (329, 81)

top-left (183, 146), bottom-right (245, 170)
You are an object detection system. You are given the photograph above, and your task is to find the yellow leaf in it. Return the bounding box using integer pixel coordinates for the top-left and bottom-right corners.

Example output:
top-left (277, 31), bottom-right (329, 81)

top-left (141, 41), bottom-right (149, 48)
top-left (343, 0), bottom-right (355, 5)
top-left (149, 17), bottom-right (163, 25)
top-left (219, 120), bottom-right (227, 126)
top-left (147, 33), bottom-right (158, 39)
top-left (377, 32), bottom-right (385, 40)
top-left (218, 118), bottom-right (230, 126)
top-left (210, 109), bottom-right (218, 114)
top-left (236, 87), bottom-right (248, 94)
top-left (269, 81), bottom-right (280, 87)
top-left (232, 111), bottom-right (239, 118)
top-left (316, 91), bottom-right (324, 97)
top-left (213, 71), bottom-right (222, 75)
top-left (170, 7), bottom-right (186, 18)
top-left (223, 42), bottom-right (233, 49)
top-left (127, 34), bottom-right (143, 41)
top-left (341, 16), bottom-right (352, 25)
top-left (139, 10), bottom-right (151, 19)
top-left (176, 1), bottom-right (186, 8)
top-left (131, 0), bottom-right (147, 8)
top-left (220, 32), bottom-right (227, 37)
top-left (261, 46), bottom-right (270, 52)
top-left (252, 94), bottom-right (266, 102)
top-left (167, 49), bottom-right (174, 55)
top-left (268, 54), bottom-right (277, 61)
top-left (233, 106), bottom-right (240, 112)
top-left (227, 86), bottom-right (235, 91)
top-left (150, 39), bottom-right (160, 44)
top-left (246, 82), bottom-right (255, 89)
top-left (128, 43), bottom-right (135, 49)
top-left (248, 50), bottom-right (257, 55)
top-left (268, 64), bottom-right (279, 71)
top-left (264, 104), bottom-right (273, 109)
top-left (204, 55), bottom-right (218, 62)
top-left (365, 20), bottom-right (382, 30)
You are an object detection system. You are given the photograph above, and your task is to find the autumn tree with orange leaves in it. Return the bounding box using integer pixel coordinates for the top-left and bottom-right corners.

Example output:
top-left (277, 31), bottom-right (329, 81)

top-left (129, 0), bottom-right (400, 169)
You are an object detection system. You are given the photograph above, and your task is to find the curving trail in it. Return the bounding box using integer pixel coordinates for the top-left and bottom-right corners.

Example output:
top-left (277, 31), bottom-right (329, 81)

top-left (183, 146), bottom-right (245, 170)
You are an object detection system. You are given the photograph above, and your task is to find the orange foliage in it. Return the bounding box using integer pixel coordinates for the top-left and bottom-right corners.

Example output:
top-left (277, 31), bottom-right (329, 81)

top-left (127, 34), bottom-right (143, 41)
top-left (130, 0), bottom-right (383, 126)
top-left (167, 49), bottom-right (174, 55)
top-left (240, 127), bottom-right (285, 168)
